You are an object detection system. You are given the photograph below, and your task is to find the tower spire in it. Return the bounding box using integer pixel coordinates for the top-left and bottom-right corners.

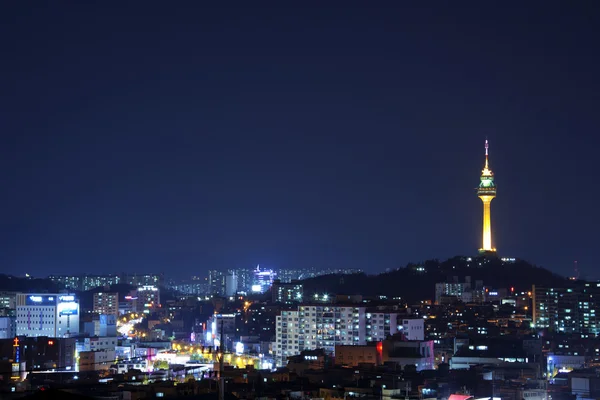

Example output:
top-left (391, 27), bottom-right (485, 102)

top-left (485, 139), bottom-right (489, 169)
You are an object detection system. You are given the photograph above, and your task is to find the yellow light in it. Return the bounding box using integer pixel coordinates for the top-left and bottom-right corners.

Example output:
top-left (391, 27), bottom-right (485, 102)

top-left (479, 195), bottom-right (495, 252)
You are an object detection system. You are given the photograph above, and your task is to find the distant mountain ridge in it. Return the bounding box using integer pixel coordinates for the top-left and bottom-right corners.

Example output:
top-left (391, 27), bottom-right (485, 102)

top-left (0, 256), bottom-right (570, 305)
top-left (0, 274), bottom-right (59, 293)
top-left (300, 255), bottom-right (570, 303)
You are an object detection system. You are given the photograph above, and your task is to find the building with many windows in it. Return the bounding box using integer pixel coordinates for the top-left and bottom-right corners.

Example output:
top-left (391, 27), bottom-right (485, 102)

top-left (365, 312), bottom-right (400, 342)
top-left (532, 283), bottom-right (599, 336)
top-left (16, 293), bottom-right (80, 338)
top-left (271, 280), bottom-right (303, 304)
top-left (0, 316), bottom-right (16, 339)
top-left (252, 266), bottom-right (276, 294)
top-left (0, 291), bottom-right (16, 311)
top-left (208, 270), bottom-right (226, 296)
top-left (93, 292), bottom-right (119, 318)
top-left (274, 310), bottom-right (299, 367)
top-left (135, 286), bottom-right (160, 313)
top-left (435, 276), bottom-right (485, 304)
top-left (48, 273), bottom-right (162, 291)
top-left (274, 305), bottom-right (367, 367)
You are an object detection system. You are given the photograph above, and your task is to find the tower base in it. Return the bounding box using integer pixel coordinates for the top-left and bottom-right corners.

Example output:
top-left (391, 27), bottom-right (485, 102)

top-left (478, 248), bottom-right (497, 257)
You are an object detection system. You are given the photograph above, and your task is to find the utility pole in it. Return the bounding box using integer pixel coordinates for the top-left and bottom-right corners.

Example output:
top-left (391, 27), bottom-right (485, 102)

top-left (219, 318), bottom-right (225, 400)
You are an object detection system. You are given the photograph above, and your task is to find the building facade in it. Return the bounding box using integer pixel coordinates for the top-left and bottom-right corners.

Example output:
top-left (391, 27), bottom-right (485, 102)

top-left (16, 294), bottom-right (80, 338)
top-left (0, 291), bottom-right (17, 310)
top-left (532, 284), bottom-right (600, 336)
top-left (272, 280), bottom-right (303, 304)
top-left (400, 318), bottom-right (425, 341)
top-left (136, 286), bottom-right (160, 312)
top-left (93, 292), bottom-right (119, 317)
top-left (274, 305), bottom-right (367, 367)
top-left (366, 312), bottom-right (400, 342)
top-left (0, 316), bottom-right (16, 339)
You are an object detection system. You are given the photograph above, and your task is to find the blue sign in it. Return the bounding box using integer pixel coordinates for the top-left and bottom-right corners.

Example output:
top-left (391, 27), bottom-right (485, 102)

top-left (58, 301), bottom-right (78, 316)
top-left (25, 295), bottom-right (57, 306)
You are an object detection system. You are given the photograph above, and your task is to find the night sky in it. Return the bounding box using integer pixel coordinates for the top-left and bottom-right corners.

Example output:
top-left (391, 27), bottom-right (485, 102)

top-left (1, 3), bottom-right (598, 279)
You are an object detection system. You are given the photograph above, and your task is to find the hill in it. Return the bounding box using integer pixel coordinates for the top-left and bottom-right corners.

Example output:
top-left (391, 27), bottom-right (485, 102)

top-left (300, 255), bottom-right (570, 304)
top-left (0, 274), bottom-right (59, 293)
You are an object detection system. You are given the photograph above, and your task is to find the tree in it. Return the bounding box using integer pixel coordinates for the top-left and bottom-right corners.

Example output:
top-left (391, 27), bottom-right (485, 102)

top-left (153, 360), bottom-right (169, 370)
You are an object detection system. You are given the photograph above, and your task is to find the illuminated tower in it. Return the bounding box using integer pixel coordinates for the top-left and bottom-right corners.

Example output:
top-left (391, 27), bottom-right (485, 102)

top-left (477, 140), bottom-right (497, 253)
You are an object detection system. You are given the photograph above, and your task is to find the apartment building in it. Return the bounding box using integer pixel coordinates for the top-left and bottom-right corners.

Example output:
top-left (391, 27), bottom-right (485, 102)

top-left (274, 305), bottom-right (367, 367)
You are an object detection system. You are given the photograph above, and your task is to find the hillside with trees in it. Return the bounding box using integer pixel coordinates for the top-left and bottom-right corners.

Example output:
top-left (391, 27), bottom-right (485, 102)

top-left (300, 255), bottom-right (569, 303)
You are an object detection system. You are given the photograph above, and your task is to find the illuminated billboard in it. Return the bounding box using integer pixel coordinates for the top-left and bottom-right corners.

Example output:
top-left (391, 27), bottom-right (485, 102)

top-left (25, 295), bottom-right (57, 306)
top-left (58, 301), bottom-right (79, 316)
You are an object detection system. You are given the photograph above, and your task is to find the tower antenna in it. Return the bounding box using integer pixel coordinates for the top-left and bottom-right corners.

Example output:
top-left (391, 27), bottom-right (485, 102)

top-left (485, 139), bottom-right (489, 169)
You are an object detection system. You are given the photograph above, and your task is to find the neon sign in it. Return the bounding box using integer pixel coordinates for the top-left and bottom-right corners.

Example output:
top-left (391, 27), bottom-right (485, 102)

top-left (26, 295), bottom-right (57, 305)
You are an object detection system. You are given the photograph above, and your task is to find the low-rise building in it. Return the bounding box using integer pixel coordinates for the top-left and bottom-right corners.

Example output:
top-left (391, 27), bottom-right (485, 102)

top-left (79, 349), bottom-right (116, 371)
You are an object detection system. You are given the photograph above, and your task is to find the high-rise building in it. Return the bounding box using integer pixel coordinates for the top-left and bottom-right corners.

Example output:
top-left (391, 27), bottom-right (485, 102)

top-left (225, 272), bottom-right (238, 297)
top-left (252, 265), bottom-right (276, 293)
top-left (16, 293), bottom-right (80, 338)
top-left (48, 275), bottom-right (82, 290)
top-left (93, 292), bottom-right (119, 317)
top-left (208, 270), bottom-right (225, 295)
top-left (123, 273), bottom-right (162, 287)
top-left (274, 305), bottom-right (367, 367)
top-left (48, 273), bottom-right (162, 291)
top-left (274, 310), bottom-right (300, 366)
top-left (136, 286), bottom-right (160, 312)
top-left (81, 275), bottom-right (121, 291)
top-left (271, 280), bottom-right (303, 304)
top-left (532, 284), bottom-right (600, 337)
top-left (477, 139), bottom-right (497, 253)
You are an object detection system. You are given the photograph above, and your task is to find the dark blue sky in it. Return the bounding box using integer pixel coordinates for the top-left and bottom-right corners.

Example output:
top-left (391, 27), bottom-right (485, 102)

top-left (1, 2), bottom-right (598, 278)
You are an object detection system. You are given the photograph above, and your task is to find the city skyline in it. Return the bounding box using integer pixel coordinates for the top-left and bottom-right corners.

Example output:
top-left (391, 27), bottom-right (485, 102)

top-left (1, 3), bottom-right (598, 278)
